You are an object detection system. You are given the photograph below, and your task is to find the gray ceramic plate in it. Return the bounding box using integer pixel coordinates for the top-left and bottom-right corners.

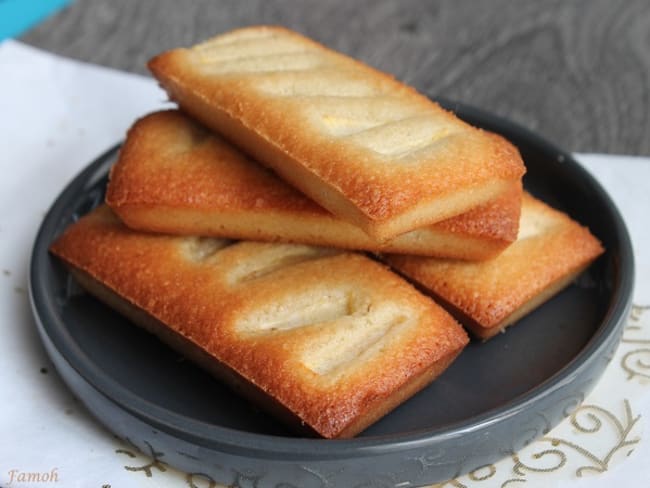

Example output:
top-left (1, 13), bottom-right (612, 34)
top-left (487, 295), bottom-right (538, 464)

top-left (30, 101), bottom-right (634, 487)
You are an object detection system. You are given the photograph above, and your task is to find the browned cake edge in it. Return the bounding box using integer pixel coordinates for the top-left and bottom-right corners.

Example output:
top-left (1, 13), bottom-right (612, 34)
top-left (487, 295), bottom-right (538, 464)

top-left (335, 345), bottom-right (464, 437)
top-left (111, 205), bottom-right (513, 260)
top-left (148, 72), bottom-right (520, 240)
top-left (147, 26), bottom-right (526, 240)
top-left (106, 110), bottom-right (521, 259)
top-left (411, 261), bottom-right (595, 340)
top-left (50, 209), bottom-right (469, 438)
top-left (69, 267), bottom-right (324, 436)
top-left (383, 194), bottom-right (605, 340)
top-left (58, 257), bottom-right (466, 438)
top-left (109, 181), bottom-right (520, 259)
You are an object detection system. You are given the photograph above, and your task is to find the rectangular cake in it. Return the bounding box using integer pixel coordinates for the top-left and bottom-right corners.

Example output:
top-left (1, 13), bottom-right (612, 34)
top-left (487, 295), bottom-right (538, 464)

top-left (107, 110), bottom-right (522, 260)
top-left (50, 206), bottom-right (469, 438)
top-left (384, 193), bottom-right (604, 339)
top-left (148, 25), bottom-right (526, 240)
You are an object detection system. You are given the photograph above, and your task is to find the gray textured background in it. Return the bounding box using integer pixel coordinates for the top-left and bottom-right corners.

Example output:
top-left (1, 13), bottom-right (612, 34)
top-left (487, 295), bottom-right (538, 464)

top-left (21, 0), bottom-right (650, 155)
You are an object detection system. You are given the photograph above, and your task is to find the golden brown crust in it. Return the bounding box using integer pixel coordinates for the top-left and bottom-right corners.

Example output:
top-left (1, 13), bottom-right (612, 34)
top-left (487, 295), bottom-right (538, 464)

top-left (384, 193), bottom-right (604, 339)
top-left (107, 110), bottom-right (520, 260)
top-left (50, 206), bottom-right (468, 438)
top-left (147, 25), bottom-right (525, 239)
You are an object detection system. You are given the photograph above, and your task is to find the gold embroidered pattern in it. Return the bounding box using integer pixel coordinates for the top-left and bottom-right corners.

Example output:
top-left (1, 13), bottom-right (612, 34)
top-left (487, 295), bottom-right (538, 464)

top-left (621, 305), bottom-right (650, 380)
top-left (516, 400), bottom-right (640, 478)
top-left (431, 303), bottom-right (649, 488)
top-left (115, 439), bottom-right (167, 477)
top-left (185, 472), bottom-right (218, 488)
top-left (431, 400), bottom-right (641, 488)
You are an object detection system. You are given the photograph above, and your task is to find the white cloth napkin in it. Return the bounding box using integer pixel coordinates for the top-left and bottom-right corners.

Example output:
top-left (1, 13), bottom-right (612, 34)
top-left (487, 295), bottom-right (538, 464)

top-left (0, 39), bottom-right (648, 488)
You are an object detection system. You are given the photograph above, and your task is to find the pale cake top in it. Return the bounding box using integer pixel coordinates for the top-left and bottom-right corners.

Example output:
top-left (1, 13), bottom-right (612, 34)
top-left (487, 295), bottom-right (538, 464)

top-left (148, 26), bottom-right (526, 238)
top-left (50, 206), bottom-right (468, 438)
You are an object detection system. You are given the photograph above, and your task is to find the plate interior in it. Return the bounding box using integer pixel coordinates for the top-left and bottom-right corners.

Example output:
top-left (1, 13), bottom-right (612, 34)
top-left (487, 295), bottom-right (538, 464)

top-left (40, 103), bottom-right (621, 440)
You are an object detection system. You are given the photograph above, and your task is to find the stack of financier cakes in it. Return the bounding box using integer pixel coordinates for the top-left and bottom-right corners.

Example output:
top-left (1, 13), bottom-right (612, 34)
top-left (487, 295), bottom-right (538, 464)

top-left (50, 26), bottom-right (604, 439)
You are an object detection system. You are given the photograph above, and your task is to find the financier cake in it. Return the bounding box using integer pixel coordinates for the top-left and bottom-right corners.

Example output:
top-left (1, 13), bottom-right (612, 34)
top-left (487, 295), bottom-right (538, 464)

top-left (107, 110), bottom-right (522, 260)
top-left (148, 25), bottom-right (526, 240)
top-left (50, 206), bottom-right (469, 438)
top-left (384, 193), bottom-right (604, 339)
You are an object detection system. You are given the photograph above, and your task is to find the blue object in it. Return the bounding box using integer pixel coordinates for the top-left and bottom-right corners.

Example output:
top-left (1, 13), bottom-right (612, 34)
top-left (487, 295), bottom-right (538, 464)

top-left (0, 0), bottom-right (71, 41)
